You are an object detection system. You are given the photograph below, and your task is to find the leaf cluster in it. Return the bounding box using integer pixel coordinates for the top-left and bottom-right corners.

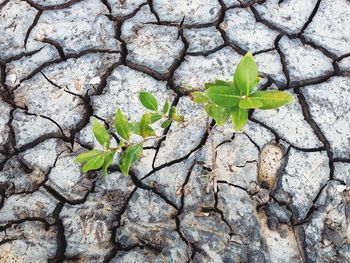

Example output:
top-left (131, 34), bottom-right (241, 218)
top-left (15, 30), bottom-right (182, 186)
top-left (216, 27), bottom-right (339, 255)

top-left (191, 52), bottom-right (293, 131)
top-left (75, 93), bottom-right (184, 176)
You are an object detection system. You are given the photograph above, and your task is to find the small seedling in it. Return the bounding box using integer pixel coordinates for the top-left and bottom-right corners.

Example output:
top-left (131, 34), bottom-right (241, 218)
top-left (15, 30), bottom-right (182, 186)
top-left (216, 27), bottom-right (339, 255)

top-left (191, 52), bottom-right (293, 130)
top-left (76, 52), bottom-right (293, 176)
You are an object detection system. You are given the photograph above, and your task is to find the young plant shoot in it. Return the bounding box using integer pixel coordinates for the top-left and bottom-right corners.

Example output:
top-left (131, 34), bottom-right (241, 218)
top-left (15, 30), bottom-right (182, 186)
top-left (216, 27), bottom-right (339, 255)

top-left (76, 52), bottom-right (293, 176)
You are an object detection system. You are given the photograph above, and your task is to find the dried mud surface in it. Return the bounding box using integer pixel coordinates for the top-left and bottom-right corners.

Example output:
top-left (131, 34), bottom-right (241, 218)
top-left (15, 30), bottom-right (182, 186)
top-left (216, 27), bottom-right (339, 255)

top-left (0, 0), bottom-right (350, 262)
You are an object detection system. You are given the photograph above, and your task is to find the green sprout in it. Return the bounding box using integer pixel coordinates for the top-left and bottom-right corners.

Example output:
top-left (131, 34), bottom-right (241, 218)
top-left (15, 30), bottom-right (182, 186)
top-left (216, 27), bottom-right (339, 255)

top-left (191, 52), bottom-right (293, 131)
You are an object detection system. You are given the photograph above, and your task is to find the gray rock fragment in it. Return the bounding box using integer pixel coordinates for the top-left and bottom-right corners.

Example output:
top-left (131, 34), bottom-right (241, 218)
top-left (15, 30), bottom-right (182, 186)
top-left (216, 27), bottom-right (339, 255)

top-left (278, 36), bottom-right (333, 84)
top-left (124, 24), bottom-right (184, 74)
top-left (217, 184), bottom-right (269, 261)
top-left (46, 151), bottom-right (93, 201)
top-left (5, 45), bottom-right (59, 87)
top-left (255, 0), bottom-right (318, 35)
top-left (144, 159), bottom-right (195, 207)
top-left (26, 0), bottom-right (120, 54)
top-left (302, 76), bottom-right (350, 158)
top-left (61, 171), bottom-right (134, 261)
top-left (0, 222), bottom-right (57, 262)
top-left (184, 27), bottom-right (224, 53)
top-left (153, 0), bottom-right (220, 24)
top-left (11, 109), bottom-right (61, 148)
top-left (0, 98), bottom-right (12, 151)
top-left (221, 8), bottom-right (278, 53)
top-left (109, 0), bottom-right (146, 16)
top-left (254, 50), bottom-right (287, 86)
top-left (273, 148), bottom-right (329, 221)
top-left (299, 180), bottom-right (350, 262)
top-left (303, 0), bottom-right (350, 56)
top-left (116, 188), bottom-right (189, 262)
top-left (334, 162), bottom-right (350, 185)
top-left (0, 189), bottom-right (57, 225)
top-left (0, 0), bottom-right (38, 59)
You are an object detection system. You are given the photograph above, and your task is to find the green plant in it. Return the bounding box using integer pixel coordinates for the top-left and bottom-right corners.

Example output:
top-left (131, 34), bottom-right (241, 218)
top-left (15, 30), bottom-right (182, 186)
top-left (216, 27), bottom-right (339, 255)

top-left (75, 52), bottom-right (293, 176)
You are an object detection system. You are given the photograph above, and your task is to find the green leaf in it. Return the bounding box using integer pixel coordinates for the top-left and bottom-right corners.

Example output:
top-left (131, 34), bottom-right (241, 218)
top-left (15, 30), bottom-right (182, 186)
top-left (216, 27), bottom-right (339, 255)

top-left (251, 91), bottom-right (294, 109)
top-left (129, 122), bottom-right (141, 136)
top-left (215, 80), bottom-right (230, 86)
top-left (162, 98), bottom-right (170, 114)
top-left (191, 91), bottom-right (209, 104)
top-left (75, 150), bottom-right (103, 163)
top-left (173, 115), bottom-right (185, 122)
top-left (230, 107), bottom-right (248, 131)
top-left (239, 97), bottom-right (264, 109)
top-left (204, 82), bottom-right (215, 90)
top-left (161, 119), bottom-right (172, 129)
top-left (119, 144), bottom-right (143, 176)
top-left (140, 113), bottom-right (155, 138)
top-left (169, 106), bottom-right (176, 117)
top-left (205, 86), bottom-right (240, 107)
top-left (205, 104), bottom-right (230, 126)
top-left (139, 92), bottom-right (158, 111)
top-left (150, 113), bottom-right (162, 123)
top-left (82, 154), bottom-right (105, 173)
top-left (234, 52), bottom-right (258, 96)
top-left (92, 120), bottom-right (110, 148)
top-left (204, 80), bottom-right (236, 90)
top-left (102, 151), bottom-right (115, 176)
top-left (114, 108), bottom-right (130, 141)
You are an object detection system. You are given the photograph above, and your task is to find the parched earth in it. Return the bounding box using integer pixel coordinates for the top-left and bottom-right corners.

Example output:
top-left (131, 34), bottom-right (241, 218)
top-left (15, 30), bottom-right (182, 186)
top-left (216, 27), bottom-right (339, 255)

top-left (0, 0), bottom-right (350, 262)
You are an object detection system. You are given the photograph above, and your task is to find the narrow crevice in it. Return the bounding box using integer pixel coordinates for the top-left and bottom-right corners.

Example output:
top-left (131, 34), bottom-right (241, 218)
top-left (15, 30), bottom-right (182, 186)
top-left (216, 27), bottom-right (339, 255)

top-left (147, 0), bottom-right (161, 23)
top-left (298, 35), bottom-right (337, 60)
top-left (48, 202), bottom-right (66, 263)
top-left (25, 0), bottom-right (82, 11)
top-left (294, 90), bottom-right (334, 180)
top-left (249, 117), bottom-right (280, 141)
top-left (250, 6), bottom-right (291, 37)
top-left (24, 10), bottom-right (43, 47)
top-left (333, 157), bottom-right (350, 163)
top-left (17, 132), bottom-right (68, 153)
top-left (213, 185), bottom-right (233, 233)
top-left (298, 0), bottom-right (321, 37)
top-left (243, 132), bottom-right (261, 151)
top-left (289, 72), bottom-right (334, 89)
top-left (217, 180), bottom-right (249, 194)
top-left (41, 38), bottom-right (67, 60)
top-left (43, 180), bottom-right (96, 206)
top-left (100, 0), bottom-right (112, 14)
top-left (126, 61), bottom-right (165, 80)
top-left (25, 112), bottom-right (66, 139)
top-left (252, 47), bottom-right (276, 56)
top-left (4, 48), bottom-right (44, 63)
top-left (104, 187), bottom-right (138, 263)
top-left (151, 95), bottom-right (181, 169)
top-left (186, 44), bottom-right (226, 57)
top-left (216, 0), bottom-right (246, 56)
top-left (128, 170), bottom-right (179, 210)
top-left (178, 161), bottom-right (196, 214)
top-left (274, 34), bottom-right (291, 88)
top-left (0, 0), bottom-right (10, 10)
top-left (292, 180), bottom-right (330, 226)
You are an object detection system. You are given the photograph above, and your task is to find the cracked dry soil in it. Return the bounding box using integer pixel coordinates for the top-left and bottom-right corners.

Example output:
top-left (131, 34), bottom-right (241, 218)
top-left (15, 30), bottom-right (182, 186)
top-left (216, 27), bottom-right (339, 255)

top-left (0, 0), bottom-right (350, 262)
